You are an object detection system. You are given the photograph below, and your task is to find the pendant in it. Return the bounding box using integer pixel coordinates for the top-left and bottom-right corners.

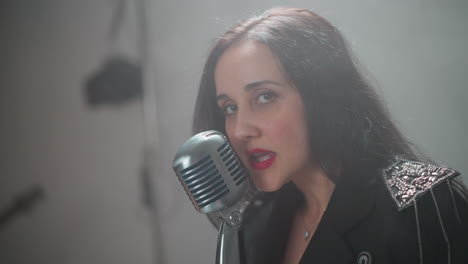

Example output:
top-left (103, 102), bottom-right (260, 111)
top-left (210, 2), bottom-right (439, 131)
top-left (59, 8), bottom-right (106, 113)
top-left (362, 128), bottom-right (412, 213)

top-left (304, 231), bottom-right (310, 240)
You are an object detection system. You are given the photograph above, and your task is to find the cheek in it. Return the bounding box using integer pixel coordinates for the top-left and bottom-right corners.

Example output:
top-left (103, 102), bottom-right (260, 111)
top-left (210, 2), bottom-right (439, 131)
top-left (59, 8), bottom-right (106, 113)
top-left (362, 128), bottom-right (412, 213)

top-left (266, 109), bottom-right (308, 146)
top-left (224, 120), bottom-right (245, 158)
top-left (225, 119), bottom-right (236, 146)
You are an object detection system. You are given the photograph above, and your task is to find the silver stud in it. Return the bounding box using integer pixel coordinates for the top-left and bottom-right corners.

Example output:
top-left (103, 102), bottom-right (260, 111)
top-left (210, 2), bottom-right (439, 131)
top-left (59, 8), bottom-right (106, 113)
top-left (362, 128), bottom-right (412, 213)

top-left (356, 251), bottom-right (372, 264)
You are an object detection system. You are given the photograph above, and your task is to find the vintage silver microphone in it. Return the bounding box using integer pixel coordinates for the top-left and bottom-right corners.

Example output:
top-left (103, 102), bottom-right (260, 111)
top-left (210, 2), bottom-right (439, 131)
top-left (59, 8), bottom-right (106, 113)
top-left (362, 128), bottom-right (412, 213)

top-left (173, 130), bottom-right (257, 264)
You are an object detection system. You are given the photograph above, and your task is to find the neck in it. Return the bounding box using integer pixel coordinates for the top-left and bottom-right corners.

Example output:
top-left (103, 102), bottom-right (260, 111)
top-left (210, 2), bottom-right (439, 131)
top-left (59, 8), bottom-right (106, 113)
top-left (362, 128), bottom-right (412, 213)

top-left (292, 165), bottom-right (336, 222)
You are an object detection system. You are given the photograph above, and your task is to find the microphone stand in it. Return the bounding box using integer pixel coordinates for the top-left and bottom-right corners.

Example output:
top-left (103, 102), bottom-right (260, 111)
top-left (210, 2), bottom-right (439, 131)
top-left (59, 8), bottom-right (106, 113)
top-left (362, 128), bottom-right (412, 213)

top-left (216, 220), bottom-right (242, 264)
top-left (214, 184), bottom-right (257, 264)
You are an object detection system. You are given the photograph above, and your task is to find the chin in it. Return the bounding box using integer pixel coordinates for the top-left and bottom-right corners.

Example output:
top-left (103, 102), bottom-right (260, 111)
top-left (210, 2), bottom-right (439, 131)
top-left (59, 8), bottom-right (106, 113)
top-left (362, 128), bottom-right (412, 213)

top-left (252, 178), bottom-right (284, 192)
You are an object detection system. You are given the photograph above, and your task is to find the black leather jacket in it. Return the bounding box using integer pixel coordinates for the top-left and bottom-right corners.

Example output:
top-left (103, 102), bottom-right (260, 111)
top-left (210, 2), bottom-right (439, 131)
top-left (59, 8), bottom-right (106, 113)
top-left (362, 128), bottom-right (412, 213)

top-left (220, 159), bottom-right (468, 264)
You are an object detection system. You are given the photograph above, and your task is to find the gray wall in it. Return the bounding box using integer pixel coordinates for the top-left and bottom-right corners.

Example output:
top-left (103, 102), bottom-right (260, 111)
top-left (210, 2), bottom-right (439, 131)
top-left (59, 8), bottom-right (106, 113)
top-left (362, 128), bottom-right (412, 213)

top-left (0, 1), bottom-right (154, 264)
top-left (1, 0), bottom-right (467, 264)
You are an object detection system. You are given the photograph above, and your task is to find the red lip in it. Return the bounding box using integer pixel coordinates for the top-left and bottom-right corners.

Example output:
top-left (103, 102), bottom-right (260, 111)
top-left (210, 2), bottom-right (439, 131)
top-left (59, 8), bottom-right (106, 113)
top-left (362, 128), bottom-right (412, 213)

top-left (247, 148), bottom-right (276, 170)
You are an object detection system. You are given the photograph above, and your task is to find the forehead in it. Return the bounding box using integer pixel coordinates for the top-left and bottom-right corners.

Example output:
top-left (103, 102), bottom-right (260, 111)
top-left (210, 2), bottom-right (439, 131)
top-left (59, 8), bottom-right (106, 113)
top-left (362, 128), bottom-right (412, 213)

top-left (214, 39), bottom-right (289, 94)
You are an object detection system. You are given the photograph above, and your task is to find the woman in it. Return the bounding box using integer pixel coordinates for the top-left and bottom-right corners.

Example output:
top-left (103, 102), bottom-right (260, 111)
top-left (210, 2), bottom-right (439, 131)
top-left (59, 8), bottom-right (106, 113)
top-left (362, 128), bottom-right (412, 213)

top-left (192, 7), bottom-right (468, 264)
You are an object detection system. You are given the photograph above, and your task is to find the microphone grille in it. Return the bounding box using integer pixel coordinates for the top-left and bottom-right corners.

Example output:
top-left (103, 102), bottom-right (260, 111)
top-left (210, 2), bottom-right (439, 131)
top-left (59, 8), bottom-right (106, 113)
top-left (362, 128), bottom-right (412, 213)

top-left (217, 141), bottom-right (247, 186)
top-left (173, 131), bottom-right (249, 213)
top-left (178, 154), bottom-right (230, 209)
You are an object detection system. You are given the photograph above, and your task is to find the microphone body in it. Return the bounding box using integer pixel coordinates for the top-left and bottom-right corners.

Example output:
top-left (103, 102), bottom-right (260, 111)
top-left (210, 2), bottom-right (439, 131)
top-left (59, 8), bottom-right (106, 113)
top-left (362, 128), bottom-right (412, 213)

top-left (173, 130), bottom-right (256, 227)
top-left (173, 130), bottom-right (258, 264)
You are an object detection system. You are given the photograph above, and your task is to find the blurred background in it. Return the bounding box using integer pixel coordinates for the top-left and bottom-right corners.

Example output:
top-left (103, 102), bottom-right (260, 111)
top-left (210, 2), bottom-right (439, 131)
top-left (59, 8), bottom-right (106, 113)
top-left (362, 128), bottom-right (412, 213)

top-left (0, 0), bottom-right (467, 263)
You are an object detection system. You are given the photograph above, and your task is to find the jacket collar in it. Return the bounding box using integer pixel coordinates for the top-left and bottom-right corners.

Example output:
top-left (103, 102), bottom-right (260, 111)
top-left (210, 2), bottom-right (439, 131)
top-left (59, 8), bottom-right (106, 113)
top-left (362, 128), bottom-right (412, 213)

top-left (325, 174), bottom-right (377, 235)
top-left (300, 172), bottom-right (377, 263)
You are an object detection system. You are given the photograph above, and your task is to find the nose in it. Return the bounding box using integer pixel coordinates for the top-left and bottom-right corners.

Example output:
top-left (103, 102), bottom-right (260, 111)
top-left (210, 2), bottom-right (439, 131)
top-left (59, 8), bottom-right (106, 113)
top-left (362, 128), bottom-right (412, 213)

top-left (230, 109), bottom-right (260, 142)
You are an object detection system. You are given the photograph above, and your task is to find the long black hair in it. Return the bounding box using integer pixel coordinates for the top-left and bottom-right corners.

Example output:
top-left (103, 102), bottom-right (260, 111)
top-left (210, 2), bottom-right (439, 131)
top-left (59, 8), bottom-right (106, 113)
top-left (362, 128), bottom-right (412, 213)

top-left (193, 7), bottom-right (420, 183)
top-left (193, 10), bottom-right (467, 263)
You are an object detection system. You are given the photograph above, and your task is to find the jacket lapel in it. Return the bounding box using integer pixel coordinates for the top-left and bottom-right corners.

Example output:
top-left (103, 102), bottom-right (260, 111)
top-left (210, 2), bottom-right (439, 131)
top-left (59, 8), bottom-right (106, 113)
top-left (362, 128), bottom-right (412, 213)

top-left (300, 174), bottom-right (377, 263)
top-left (300, 212), bottom-right (355, 263)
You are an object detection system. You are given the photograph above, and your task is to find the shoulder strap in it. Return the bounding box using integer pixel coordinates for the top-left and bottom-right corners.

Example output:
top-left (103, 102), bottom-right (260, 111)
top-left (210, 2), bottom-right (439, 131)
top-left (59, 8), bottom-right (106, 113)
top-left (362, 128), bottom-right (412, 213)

top-left (382, 159), bottom-right (459, 211)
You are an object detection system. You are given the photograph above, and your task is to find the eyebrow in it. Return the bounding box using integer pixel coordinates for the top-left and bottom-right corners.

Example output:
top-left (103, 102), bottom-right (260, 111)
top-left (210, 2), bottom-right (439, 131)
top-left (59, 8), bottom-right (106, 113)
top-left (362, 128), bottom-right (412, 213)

top-left (216, 80), bottom-right (282, 102)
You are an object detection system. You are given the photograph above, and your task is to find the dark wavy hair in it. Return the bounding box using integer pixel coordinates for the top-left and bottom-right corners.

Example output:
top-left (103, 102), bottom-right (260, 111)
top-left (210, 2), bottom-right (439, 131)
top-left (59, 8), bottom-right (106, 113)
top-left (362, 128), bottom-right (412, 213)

top-left (193, 7), bottom-right (421, 183)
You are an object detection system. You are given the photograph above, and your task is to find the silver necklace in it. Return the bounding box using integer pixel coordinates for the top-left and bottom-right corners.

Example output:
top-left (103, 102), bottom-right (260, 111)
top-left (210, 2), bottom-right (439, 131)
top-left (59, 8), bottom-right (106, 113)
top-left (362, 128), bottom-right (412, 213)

top-left (299, 210), bottom-right (312, 240)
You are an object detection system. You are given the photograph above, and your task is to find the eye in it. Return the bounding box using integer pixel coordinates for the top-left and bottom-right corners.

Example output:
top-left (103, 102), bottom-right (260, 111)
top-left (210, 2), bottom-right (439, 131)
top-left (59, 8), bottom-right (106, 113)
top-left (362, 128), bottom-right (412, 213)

top-left (222, 104), bottom-right (238, 115)
top-left (256, 91), bottom-right (276, 104)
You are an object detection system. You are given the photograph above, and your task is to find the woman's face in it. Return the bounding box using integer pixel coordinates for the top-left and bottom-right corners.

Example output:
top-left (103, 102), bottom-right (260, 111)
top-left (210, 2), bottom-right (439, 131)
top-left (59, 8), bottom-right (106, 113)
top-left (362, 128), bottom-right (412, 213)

top-left (214, 40), bottom-right (315, 192)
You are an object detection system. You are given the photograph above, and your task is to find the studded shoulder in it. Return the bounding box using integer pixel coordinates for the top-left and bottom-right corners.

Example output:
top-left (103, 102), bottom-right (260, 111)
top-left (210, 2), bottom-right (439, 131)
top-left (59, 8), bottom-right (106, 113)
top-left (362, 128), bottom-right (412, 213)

top-left (382, 159), bottom-right (459, 211)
